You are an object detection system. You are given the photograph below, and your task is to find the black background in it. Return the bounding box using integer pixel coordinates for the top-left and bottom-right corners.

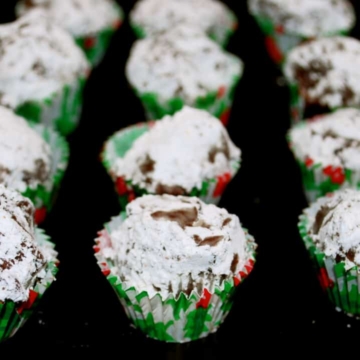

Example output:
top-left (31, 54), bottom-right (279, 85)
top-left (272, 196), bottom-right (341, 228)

top-left (1, 0), bottom-right (360, 355)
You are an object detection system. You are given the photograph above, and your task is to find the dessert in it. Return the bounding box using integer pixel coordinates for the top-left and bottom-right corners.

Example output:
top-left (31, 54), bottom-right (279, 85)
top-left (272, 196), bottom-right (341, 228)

top-left (248, 0), bottom-right (355, 64)
top-left (0, 106), bottom-right (69, 223)
top-left (284, 36), bottom-right (360, 123)
top-left (0, 10), bottom-right (90, 135)
top-left (0, 185), bottom-right (58, 342)
top-left (299, 188), bottom-right (360, 318)
top-left (129, 0), bottom-right (237, 47)
top-left (125, 25), bottom-right (243, 123)
top-left (102, 106), bottom-right (241, 208)
top-left (95, 194), bottom-right (256, 342)
top-left (16, 0), bottom-right (123, 66)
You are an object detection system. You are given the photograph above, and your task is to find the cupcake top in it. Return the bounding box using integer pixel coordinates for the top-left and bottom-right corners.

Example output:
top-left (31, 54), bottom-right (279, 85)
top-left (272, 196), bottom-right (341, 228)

top-left (304, 188), bottom-right (360, 270)
top-left (289, 108), bottom-right (360, 170)
top-left (0, 185), bottom-right (52, 302)
top-left (248, 0), bottom-right (355, 37)
top-left (111, 107), bottom-right (241, 194)
top-left (0, 10), bottom-right (89, 108)
top-left (104, 194), bottom-right (256, 299)
top-left (0, 106), bottom-right (51, 193)
top-left (284, 36), bottom-right (360, 110)
top-left (130, 0), bottom-right (235, 38)
top-left (125, 25), bottom-right (243, 104)
top-left (16, 0), bottom-right (121, 37)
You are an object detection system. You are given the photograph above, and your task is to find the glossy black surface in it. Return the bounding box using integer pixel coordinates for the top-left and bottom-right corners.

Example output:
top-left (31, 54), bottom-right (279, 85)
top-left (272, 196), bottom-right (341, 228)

top-left (2, 0), bottom-right (360, 355)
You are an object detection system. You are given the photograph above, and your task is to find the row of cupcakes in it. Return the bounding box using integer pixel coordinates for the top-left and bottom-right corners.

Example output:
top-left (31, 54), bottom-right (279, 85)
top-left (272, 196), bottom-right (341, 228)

top-left (0, 0), bottom-right (125, 343)
top-left (94, 0), bottom-right (258, 344)
top-left (249, 1), bottom-right (360, 319)
top-left (0, 0), bottom-right (123, 137)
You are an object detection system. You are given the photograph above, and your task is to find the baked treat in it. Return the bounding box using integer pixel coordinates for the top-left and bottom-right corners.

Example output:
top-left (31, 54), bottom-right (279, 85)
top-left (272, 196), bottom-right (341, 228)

top-left (16, 0), bottom-right (123, 66)
top-left (284, 36), bottom-right (360, 123)
top-left (125, 25), bottom-right (243, 123)
top-left (0, 185), bottom-right (58, 342)
top-left (288, 108), bottom-right (360, 203)
top-left (299, 188), bottom-right (360, 318)
top-left (248, 0), bottom-right (355, 64)
top-left (102, 106), bottom-right (241, 208)
top-left (0, 106), bottom-right (69, 224)
top-left (129, 0), bottom-right (237, 47)
top-left (0, 10), bottom-right (90, 135)
top-left (94, 194), bottom-right (256, 342)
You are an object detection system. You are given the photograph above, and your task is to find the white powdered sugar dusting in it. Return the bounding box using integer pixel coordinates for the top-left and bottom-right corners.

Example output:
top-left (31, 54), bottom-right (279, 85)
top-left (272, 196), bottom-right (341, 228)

top-left (112, 107), bottom-right (241, 193)
top-left (130, 0), bottom-right (235, 38)
top-left (0, 10), bottom-right (89, 108)
top-left (289, 108), bottom-right (360, 170)
top-left (0, 186), bottom-right (50, 302)
top-left (126, 25), bottom-right (243, 105)
top-left (0, 106), bottom-right (51, 193)
top-left (105, 195), bottom-right (256, 299)
top-left (284, 37), bottom-right (360, 109)
top-left (16, 0), bottom-right (121, 37)
top-left (305, 189), bottom-right (360, 269)
top-left (248, 0), bottom-right (355, 37)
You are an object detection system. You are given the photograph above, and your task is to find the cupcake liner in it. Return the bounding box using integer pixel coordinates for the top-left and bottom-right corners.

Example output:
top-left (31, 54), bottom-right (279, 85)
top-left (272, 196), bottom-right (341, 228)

top-left (23, 123), bottom-right (69, 224)
top-left (101, 122), bottom-right (240, 209)
top-left (94, 213), bottom-right (256, 343)
top-left (15, 77), bottom-right (87, 136)
top-left (253, 15), bottom-right (350, 65)
top-left (134, 75), bottom-right (240, 125)
top-left (75, 5), bottom-right (123, 67)
top-left (299, 214), bottom-right (360, 318)
top-left (0, 228), bottom-right (58, 342)
top-left (130, 12), bottom-right (238, 48)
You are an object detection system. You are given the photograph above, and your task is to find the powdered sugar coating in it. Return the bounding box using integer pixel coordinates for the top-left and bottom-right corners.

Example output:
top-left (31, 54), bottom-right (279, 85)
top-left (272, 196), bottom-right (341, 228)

top-left (16, 0), bottom-right (122, 37)
top-left (130, 0), bottom-right (235, 39)
top-left (126, 25), bottom-right (243, 105)
top-left (289, 108), bottom-right (360, 170)
top-left (284, 36), bottom-right (360, 110)
top-left (248, 0), bottom-right (355, 37)
top-left (304, 189), bottom-right (360, 269)
top-left (0, 106), bottom-right (51, 193)
top-left (0, 10), bottom-right (89, 108)
top-left (0, 186), bottom-right (51, 302)
top-left (112, 107), bottom-right (241, 193)
top-left (105, 195), bottom-right (256, 299)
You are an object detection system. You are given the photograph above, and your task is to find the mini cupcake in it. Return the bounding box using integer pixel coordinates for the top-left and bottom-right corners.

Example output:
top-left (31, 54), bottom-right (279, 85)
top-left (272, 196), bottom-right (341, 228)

top-left (94, 194), bottom-right (256, 342)
top-left (284, 36), bottom-right (360, 124)
top-left (299, 188), bottom-right (360, 318)
top-left (288, 108), bottom-right (360, 203)
top-left (102, 106), bottom-right (241, 208)
top-left (129, 0), bottom-right (237, 47)
top-left (16, 0), bottom-right (123, 66)
top-left (248, 0), bottom-right (355, 64)
top-left (0, 185), bottom-right (58, 342)
top-left (125, 25), bottom-right (243, 123)
top-left (0, 10), bottom-right (90, 135)
top-left (0, 106), bottom-right (69, 224)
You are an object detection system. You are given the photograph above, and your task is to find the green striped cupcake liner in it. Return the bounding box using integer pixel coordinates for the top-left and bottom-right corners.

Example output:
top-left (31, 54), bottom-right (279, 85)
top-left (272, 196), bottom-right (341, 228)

top-left (23, 123), bottom-right (69, 224)
top-left (133, 75), bottom-right (240, 125)
top-left (75, 4), bottom-right (124, 66)
top-left (287, 122), bottom-right (360, 203)
top-left (94, 213), bottom-right (256, 343)
top-left (0, 228), bottom-right (58, 342)
top-left (101, 122), bottom-right (240, 209)
top-left (253, 15), bottom-right (350, 66)
top-left (299, 212), bottom-right (360, 318)
top-left (15, 77), bottom-right (87, 136)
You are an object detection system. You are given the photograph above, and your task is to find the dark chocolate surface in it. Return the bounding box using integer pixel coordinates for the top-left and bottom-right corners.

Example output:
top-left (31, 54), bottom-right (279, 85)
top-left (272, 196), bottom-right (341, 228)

top-left (2, 0), bottom-right (360, 356)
